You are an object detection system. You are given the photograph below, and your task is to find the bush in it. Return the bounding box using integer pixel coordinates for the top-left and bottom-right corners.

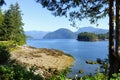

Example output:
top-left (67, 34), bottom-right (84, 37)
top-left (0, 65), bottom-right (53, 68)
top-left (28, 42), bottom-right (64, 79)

top-left (0, 64), bottom-right (43, 80)
top-left (0, 45), bottom-right (10, 64)
top-left (46, 68), bottom-right (70, 80)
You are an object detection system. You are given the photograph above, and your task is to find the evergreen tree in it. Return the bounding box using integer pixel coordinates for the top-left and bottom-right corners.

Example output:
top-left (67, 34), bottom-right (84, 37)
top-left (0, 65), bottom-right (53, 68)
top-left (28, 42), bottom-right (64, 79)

top-left (0, 9), bottom-right (4, 40)
top-left (0, 9), bottom-right (3, 26)
top-left (1, 3), bottom-right (26, 45)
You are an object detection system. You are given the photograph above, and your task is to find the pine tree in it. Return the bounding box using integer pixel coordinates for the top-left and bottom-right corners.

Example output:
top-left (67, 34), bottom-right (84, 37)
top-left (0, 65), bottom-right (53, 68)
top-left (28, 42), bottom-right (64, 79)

top-left (0, 9), bottom-right (4, 40)
top-left (2, 3), bottom-right (26, 45)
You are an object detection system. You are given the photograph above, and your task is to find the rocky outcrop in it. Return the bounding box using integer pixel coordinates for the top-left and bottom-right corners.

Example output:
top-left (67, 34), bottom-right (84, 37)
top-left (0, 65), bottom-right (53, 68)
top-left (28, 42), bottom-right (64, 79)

top-left (10, 46), bottom-right (74, 78)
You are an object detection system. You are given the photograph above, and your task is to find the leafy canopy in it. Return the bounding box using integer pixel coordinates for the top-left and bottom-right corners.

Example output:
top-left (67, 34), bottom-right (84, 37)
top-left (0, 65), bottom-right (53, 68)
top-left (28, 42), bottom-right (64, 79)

top-left (36, 0), bottom-right (109, 26)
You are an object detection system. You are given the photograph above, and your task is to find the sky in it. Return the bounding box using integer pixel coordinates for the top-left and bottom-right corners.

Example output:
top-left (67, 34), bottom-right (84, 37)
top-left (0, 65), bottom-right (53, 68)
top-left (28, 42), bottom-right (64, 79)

top-left (1, 0), bottom-right (109, 32)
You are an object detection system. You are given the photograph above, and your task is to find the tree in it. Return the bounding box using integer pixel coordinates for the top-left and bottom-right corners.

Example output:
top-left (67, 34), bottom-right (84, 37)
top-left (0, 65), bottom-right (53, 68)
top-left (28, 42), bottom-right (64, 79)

top-left (108, 0), bottom-right (116, 79)
top-left (1, 0), bottom-right (119, 79)
top-left (116, 0), bottom-right (120, 60)
top-left (0, 3), bottom-right (26, 45)
top-left (35, 0), bottom-right (119, 79)
top-left (0, 9), bottom-right (4, 40)
top-left (97, 33), bottom-right (109, 40)
top-left (0, 9), bottom-right (3, 26)
top-left (0, 0), bottom-right (5, 6)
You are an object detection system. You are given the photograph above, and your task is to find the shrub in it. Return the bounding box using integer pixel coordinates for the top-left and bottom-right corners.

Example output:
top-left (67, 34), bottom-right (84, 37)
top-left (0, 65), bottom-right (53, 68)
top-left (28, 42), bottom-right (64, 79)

top-left (0, 64), bottom-right (43, 80)
top-left (0, 45), bottom-right (10, 64)
top-left (46, 68), bottom-right (70, 80)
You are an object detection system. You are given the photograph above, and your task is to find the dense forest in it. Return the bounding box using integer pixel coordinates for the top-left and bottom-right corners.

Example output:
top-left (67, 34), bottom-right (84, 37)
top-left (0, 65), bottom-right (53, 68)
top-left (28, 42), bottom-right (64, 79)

top-left (77, 32), bottom-right (108, 41)
top-left (0, 3), bottom-right (26, 45)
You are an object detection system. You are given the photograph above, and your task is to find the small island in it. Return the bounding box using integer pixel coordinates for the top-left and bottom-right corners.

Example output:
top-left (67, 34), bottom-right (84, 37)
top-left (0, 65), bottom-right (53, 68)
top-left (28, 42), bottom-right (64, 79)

top-left (77, 32), bottom-right (108, 41)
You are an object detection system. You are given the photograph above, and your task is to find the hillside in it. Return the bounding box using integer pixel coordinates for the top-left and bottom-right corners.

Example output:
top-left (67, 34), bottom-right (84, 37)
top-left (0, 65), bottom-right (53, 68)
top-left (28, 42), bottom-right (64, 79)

top-left (43, 28), bottom-right (77, 39)
top-left (25, 27), bottom-right (108, 39)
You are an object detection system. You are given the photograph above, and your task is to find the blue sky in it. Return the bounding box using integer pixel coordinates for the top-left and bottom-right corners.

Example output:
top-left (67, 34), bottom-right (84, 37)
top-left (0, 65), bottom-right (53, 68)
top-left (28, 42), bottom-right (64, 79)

top-left (1, 0), bottom-right (109, 32)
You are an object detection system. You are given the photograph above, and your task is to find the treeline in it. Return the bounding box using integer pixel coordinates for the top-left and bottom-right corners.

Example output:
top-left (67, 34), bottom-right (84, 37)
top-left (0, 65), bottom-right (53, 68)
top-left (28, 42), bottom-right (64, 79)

top-left (77, 32), bottom-right (108, 41)
top-left (0, 3), bottom-right (26, 45)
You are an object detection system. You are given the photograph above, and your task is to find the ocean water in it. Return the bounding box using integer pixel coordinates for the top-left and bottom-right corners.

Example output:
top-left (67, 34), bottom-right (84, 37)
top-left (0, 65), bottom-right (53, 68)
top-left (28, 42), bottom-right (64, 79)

top-left (26, 39), bottom-right (108, 77)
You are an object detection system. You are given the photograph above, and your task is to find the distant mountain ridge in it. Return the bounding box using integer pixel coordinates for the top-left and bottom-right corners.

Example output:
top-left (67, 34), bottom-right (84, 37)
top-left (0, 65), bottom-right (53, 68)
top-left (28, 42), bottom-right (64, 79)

top-left (25, 26), bottom-right (108, 39)
top-left (25, 31), bottom-right (49, 39)
top-left (43, 28), bottom-right (77, 39)
top-left (76, 26), bottom-right (108, 34)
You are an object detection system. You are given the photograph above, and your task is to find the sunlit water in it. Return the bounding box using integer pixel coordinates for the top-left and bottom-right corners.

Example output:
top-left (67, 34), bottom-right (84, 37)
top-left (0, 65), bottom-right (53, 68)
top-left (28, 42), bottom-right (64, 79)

top-left (26, 39), bottom-right (108, 77)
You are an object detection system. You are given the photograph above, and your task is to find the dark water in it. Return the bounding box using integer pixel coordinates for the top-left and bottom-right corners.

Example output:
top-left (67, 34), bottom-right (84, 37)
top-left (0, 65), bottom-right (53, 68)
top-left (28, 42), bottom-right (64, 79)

top-left (26, 39), bottom-right (108, 77)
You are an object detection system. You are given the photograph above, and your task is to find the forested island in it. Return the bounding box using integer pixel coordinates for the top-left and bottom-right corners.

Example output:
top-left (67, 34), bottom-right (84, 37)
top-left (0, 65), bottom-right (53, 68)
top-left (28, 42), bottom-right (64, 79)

top-left (77, 32), bottom-right (108, 41)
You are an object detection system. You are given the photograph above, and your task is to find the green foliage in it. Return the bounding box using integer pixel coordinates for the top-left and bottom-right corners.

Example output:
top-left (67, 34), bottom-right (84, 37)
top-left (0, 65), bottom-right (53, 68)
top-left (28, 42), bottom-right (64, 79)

top-left (0, 64), bottom-right (43, 80)
top-left (0, 44), bottom-right (10, 64)
top-left (0, 3), bottom-right (26, 45)
top-left (98, 33), bottom-right (109, 40)
top-left (0, 41), bottom-right (17, 51)
top-left (78, 73), bottom-right (108, 80)
top-left (36, 0), bottom-right (109, 26)
top-left (47, 68), bottom-right (70, 80)
top-left (77, 32), bottom-right (109, 41)
top-left (0, 0), bottom-right (5, 6)
top-left (0, 42), bottom-right (43, 80)
top-left (47, 72), bottom-right (66, 80)
top-left (46, 70), bottom-right (120, 80)
top-left (110, 72), bottom-right (120, 80)
top-left (0, 10), bottom-right (4, 26)
top-left (77, 32), bottom-right (98, 41)
top-left (47, 70), bottom-right (109, 80)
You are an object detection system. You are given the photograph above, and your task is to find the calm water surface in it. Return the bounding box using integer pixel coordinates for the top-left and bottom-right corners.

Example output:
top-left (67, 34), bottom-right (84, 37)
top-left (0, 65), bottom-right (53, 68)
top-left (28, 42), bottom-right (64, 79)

top-left (27, 39), bottom-right (108, 77)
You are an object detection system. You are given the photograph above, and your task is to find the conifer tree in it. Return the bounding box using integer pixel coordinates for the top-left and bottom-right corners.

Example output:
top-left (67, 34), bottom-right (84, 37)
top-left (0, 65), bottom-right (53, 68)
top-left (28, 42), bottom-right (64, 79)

top-left (0, 9), bottom-right (4, 40)
top-left (1, 3), bottom-right (26, 45)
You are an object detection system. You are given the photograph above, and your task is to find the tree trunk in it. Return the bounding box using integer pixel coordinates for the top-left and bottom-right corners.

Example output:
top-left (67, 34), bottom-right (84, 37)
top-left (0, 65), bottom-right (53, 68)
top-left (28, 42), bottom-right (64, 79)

top-left (116, 0), bottom-right (120, 57)
top-left (108, 0), bottom-right (115, 79)
top-left (109, 0), bottom-right (120, 79)
top-left (115, 0), bottom-right (120, 74)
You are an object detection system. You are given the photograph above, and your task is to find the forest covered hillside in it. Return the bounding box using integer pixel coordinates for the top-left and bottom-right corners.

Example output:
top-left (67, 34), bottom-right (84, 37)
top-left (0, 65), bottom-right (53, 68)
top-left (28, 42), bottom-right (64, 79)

top-left (43, 28), bottom-right (77, 39)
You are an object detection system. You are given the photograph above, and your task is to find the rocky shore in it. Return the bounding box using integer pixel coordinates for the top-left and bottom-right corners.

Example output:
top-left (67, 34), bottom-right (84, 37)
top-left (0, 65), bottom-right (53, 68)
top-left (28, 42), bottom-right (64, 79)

top-left (10, 45), bottom-right (74, 78)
